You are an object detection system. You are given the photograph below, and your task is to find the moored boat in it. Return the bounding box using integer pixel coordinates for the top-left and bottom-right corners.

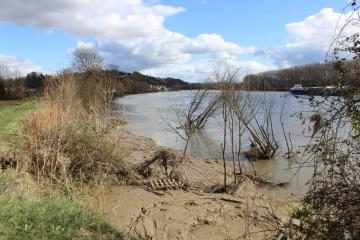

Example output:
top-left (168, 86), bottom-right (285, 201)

top-left (289, 84), bottom-right (311, 95)
top-left (290, 84), bottom-right (343, 96)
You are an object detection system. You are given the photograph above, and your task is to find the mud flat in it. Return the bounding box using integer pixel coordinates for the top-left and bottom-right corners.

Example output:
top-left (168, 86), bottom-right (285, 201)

top-left (89, 127), bottom-right (294, 240)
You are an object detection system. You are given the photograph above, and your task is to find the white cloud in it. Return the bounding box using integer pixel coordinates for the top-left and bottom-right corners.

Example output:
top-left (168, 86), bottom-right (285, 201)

top-left (4, 2), bottom-right (358, 81)
top-left (0, 54), bottom-right (42, 77)
top-left (184, 34), bottom-right (258, 55)
top-left (0, 0), bottom-right (184, 42)
top-left (0, 0), bottom-right (261, 80)
top-left (141, 59), bottom-right (273, 82)
top-left (268, 8), bottom-right (360, 67)
top-left (95, 31), bottom-right (259, 72)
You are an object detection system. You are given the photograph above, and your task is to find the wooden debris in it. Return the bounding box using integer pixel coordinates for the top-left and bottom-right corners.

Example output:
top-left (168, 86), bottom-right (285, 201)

top-left (139, 186), bottom-right (165, 196)
top-left (220, 197), bottom-right (243, 204)
top-left (137, 150), bottom-right (178, 177)
top-left (245, 174), bottom-right (288, 188)
top-left (148, 178), bottom-right (181, 191)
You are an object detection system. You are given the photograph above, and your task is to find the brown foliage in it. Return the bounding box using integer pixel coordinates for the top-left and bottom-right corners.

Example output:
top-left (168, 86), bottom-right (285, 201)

top-left (22, 73), bottom-right (133, 184)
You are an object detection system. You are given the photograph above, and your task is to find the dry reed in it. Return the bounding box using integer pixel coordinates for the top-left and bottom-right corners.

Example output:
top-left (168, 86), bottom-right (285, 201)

top-left (22, 72), bottom-right (134, 185)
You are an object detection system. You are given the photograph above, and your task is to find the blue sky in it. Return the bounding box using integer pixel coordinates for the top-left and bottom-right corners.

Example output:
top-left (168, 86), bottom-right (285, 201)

top-left (163, 0), bottom-right (344, 47)
top-left (0, 0), bottom-right (357, 81)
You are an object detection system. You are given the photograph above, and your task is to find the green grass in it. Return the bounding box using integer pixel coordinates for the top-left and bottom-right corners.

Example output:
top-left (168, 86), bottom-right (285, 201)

top-left (0, 196), bottom-right (132, 240)
top-left (0, 100), bottom-right (41, 151)
top-left (0, 169), bottom-right (133, 240)
top-left (0, 101), bottom-right (134, 239)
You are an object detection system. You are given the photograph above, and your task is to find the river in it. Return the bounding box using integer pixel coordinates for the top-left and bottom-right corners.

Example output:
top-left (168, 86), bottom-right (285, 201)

top-left (114, 90), bottom-right (318, 199)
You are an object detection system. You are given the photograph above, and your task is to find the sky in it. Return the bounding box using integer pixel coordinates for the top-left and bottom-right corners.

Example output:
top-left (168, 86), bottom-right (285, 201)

top-left (0, 0), bottom-right (358, 81)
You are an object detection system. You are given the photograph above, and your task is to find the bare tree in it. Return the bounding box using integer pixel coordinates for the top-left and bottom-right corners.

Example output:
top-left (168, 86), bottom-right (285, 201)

top-left (180, 89), bottom-right (221, 131)
top-left (282, 2), bottom-right (360, 238)
top-left (0, 65), bottom-right (12, 80)
top-left (213, 62), bottom-right (244, 190)
top-left (280, 94), bottom-right (294, 158)
top-left (164, 88), bottom-right (220, 160)
top-left (221, 95), bottom-right (228, 190)
top-left (72, 47), bottom-right (104, 73)
top-left (237, 92), bottom-right (279, 160)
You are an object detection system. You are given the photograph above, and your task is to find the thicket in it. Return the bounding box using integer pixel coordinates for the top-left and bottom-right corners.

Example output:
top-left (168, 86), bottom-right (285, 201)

top-left (0, 71), bottom-right (45, 100)
top-left (22, 72), bottom-right (135, 185)
top-left (281, 2), bottom-right (360, 239)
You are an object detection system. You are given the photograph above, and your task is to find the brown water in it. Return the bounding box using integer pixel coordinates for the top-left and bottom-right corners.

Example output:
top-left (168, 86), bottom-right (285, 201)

top-left (114, 90), bottom-right (318, 199)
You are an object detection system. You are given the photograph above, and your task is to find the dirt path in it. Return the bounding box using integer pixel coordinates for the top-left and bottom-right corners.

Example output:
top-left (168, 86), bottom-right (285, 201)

top-left (0, 100), bottom-right (20, 107)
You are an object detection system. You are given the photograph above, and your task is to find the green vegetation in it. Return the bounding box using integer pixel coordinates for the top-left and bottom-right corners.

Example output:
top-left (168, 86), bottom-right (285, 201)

top-left (0, 169), bottom-right (132, 240)
top-left (102, 69), bottom-right (192, 96)
top-left (0, 163), bottom-right (133, 240)
top-left (0, 196), bottom-right (130, 240)
top-left (22, 75), bottom-right (135, 184)
top-left (281, 9), bottom-right (360, 239)
top-left (0, 101), bottom-right (41, 137)
top-left (1, 66), bottom-right (192, 101)
top-left (0, 100), bottom-right (41, 151)
top-left (0, 93), bottom-right (133, 239)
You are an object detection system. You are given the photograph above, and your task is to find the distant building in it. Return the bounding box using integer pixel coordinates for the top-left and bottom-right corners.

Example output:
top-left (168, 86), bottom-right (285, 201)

top-left (150, 85), bottom-right (168, 91)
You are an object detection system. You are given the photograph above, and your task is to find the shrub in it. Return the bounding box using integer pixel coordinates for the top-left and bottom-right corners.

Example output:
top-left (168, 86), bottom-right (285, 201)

top-left (23, 73), bottom-right (135, 184)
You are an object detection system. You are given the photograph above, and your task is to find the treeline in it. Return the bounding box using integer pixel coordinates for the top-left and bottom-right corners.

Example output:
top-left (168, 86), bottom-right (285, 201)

top-left (0, 71), bottom-right (45, 99)
top-left (0, 44), bottom-right (194, 100)
top-left (243, 63), bottom-right (336, 91)
top-left (108, 70), bottom-right (193, 96)
top-left (0, 67), bottom-right (195, 100)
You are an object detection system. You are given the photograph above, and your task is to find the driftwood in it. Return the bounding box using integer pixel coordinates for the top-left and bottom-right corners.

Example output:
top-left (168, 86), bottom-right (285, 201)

top-left (137, 150), bottom-right (177, 177)
top-left (206, 185), bottom-right (228, 193)
top-left (139, 185), bottom-right (165, 196)
top-left (244, 174), bottom-right (288, 188)
top-left (220, 197), bottom-right (243, 204)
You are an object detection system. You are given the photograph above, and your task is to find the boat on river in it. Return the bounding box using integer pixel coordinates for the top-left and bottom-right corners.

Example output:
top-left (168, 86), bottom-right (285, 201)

top-left (290, 84), bottom-right (323, 96)
top-left (290, 84), bottom-right (342, 96)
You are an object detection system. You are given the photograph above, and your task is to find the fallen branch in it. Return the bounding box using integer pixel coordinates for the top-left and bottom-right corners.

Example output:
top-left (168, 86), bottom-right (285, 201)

top-left (220, 197), bottom-right (243, 204)
top-left (137, 150), bottom-right (177, 177)
top-left (244, 174), bottom-right (288, 188)
top-left (139, 185), bottom-right (165, 196)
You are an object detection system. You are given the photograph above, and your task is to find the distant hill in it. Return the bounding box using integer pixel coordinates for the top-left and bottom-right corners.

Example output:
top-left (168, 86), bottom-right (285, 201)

top-left (0, 68), bottom-right (203, 100)
top-left (108, 70), bottom-right (197, 95)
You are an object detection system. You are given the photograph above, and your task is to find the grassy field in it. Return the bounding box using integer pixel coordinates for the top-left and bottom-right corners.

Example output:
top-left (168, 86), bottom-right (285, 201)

top-left (0, 101), bottom-right (132, 240)
top-left (0, 100), bottom-right (41, 151)
top-left (0, 196), bottom-right (131, 240)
